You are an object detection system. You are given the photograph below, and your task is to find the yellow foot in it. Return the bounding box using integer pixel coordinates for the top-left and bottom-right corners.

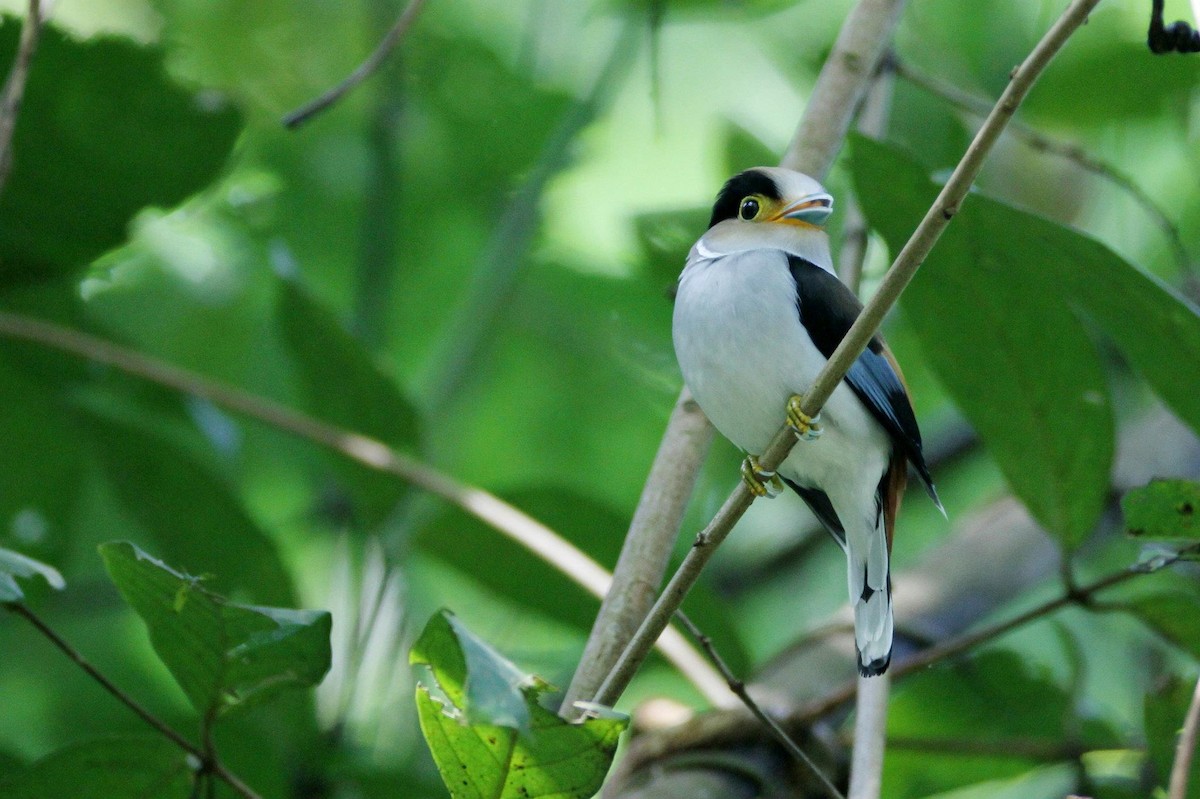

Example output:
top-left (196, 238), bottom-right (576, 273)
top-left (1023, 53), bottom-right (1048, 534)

top-left (787, 394), bottom-right (823, 442)
top-left (741, 455), bottom-right (783, 498)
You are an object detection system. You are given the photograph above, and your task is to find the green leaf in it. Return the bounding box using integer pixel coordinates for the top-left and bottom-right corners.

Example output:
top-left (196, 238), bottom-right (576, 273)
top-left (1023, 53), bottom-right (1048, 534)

top-left (1120, 590), bottom-right (1200, 661)
top-left (276, 280), bottom-right (420, 526)
top-left (410, 610), bottom-right (627, 799)
top-left (884, 650), bottom-right (1118, 798)
top-left (0, 736), bottom-right (193, 799)
top-left (84, 413), bottom-right (297, 606)
top-left (852, 135), bottom-right (1112, 546)
top-left (0, 547), bottom-right (64, 602)
top-left (99, 541), bottom-right (331, 719)
top-left (1145, 675), bottom-right (1200, 798)
top-left (1123, 480), bottom-right (1200, 542)
top-left (0, 21), bottom-right (241, 281)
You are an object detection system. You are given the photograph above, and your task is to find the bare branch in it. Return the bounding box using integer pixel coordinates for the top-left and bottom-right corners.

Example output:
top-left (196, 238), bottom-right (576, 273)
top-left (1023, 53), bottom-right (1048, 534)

top-left (675, 611), bottom-right (845, 799)
top-left (1169, 673), bottom-right (1200, 799)
top-left (847, 674), bottom-right (889, 799)
top-left (282, 0), bottom-right (430, 129)
top-left (0, 310), bottom-right (730, 705)
top-left (590, 0), bottom-right (1104, 711)
top-left (5, 603), bottom-right (262, 799)
top-left (0, 0), bottom-right (42, 198)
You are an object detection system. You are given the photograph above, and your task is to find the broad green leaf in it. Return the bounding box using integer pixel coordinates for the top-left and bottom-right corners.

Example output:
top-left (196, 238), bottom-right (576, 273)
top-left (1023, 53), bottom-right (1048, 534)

top-left (411, 610), bottom-right (627, 799)
top-left (852, 135), bottom-right (1112, 546)
top-left (276, 280), bottom-right (420, 526)
top-left (1120, 590), bottom-right (1200, 660)
top-left (1145, 675), bottom-right (1200, 798)
top-left (84, 414), bottom-right (296, 606)
top-left (1123, 480), bottom-right (1200, 542)
top-left (0, 547), bottom-right (64, 602)
top-left (0, 736), bottom-right (193, 799)
top-left (0, 20), bottom-right (241, 281)
top-left (99, 541), bottom-right (331, 719)
top-left (884, 650), bottom-right (1118, 798)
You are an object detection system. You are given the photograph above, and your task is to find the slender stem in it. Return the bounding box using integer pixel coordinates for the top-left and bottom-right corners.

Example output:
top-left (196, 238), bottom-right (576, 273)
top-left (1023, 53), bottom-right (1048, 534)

top-left (577, 0), bottom-right (910, 716)
top-left (1169, 673), bottom-right (1200, 799)
top-left (838, 69), bottom-right (896, 292)
top-left (675, 611), bottom-right (845, 799)
top-left (592, 0), bottom-right (1104, 710)
top-left (0, 0), bottom-right (41, 198)
top-left (892, 57), bottom-right (1193, 276)
top-left (626, 544), bottom-right (1193, 768)
top-left (847, 675), bottom-right (889, 799)
top-left (281, 0), bottom-right (429, 129)
top-left (5, 603), bottom-right (263, 799)
top-left (0, 310), bottom-right (729, 703)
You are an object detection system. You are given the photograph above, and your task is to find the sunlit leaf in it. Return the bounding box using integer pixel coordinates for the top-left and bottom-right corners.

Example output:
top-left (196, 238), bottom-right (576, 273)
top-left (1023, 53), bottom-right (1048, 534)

top-left (411, 610), bottom-right (626, 799)
top-left (0, 736), bottom-right (193, 799)
top-left (0, 20), bottom-right (241, 281)
top-left (99, 541), bottom-right (331, 718)
top-left (0, 547), bottom-right (64, 603)
top-left (1123, 480), bottom-right (1200, 542)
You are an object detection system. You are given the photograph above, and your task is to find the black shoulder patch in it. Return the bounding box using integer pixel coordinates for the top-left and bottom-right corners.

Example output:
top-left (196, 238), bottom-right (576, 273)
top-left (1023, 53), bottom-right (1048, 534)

top-left (708, 169), bottom-right (781, 228)
top-left (786, 254), bottom-right (937, 495)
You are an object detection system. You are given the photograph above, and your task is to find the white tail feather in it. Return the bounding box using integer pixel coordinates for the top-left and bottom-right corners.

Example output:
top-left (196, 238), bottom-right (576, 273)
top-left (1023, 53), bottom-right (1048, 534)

top-left (847, 514), bottom-right (893, 676)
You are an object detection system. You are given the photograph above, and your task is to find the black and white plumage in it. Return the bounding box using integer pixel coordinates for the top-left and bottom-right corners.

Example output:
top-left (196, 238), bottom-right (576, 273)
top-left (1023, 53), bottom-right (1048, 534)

top-left (672, 167), bottom-right (941, 676)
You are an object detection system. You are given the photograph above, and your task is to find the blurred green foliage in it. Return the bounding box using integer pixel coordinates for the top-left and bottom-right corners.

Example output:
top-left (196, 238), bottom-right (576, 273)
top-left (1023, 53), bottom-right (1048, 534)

top-left (0, 0), bottom-right (1198, 796)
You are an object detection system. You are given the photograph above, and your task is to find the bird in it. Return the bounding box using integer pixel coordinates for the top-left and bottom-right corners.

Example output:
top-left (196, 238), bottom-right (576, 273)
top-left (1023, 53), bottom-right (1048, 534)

top-left (672, 166), bottom-right (942, 677)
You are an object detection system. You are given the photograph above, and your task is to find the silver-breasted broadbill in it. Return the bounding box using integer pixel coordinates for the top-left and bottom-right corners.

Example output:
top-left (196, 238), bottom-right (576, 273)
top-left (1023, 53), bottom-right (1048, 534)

top-left (672, 167), bottom-right (942, 676)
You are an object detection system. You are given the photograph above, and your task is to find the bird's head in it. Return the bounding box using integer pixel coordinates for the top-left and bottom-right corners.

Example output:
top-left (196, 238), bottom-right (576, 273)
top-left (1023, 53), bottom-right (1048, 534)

top-left (707, 167), bottom-right (833, 231)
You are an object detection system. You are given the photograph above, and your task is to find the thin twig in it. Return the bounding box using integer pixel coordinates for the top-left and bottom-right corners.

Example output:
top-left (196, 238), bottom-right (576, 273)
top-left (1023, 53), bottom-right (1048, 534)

top-left (627, 544), bottom-right (1196, 767)
top-left (591, 0), bottom-right (1104, 710)
top-left (4, 603), bottom-right (262, 799)
top-left (569, 0), bottom-right (910, 718)
top-left (0, 0), bottom-right (42, 198)
top-left (1169, 673), bottom-right (1200, 799)
top-left (281, 0), bottom-right (430, 129)
top-left (891, 57), bottom-right (1194, 276)
top-left (838, 68), bottom-right (896, 292)
top-left (675, 611), bottom-right (846, 799)
top-left (0, 310), bottom-right (731, 706)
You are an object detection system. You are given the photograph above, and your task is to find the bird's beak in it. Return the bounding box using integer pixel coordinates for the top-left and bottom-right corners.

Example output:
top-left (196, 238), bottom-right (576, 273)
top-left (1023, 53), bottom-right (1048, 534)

top-left (771, 193), bottom-right (834, 228)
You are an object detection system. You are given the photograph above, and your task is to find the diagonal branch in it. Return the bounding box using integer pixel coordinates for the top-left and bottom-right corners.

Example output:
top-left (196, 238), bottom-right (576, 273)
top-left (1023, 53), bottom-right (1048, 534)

top-left (5, 603), bottom-right (262, 799)
top-left (589, 0), bottom-right (1105, 710)
top-left (892, 56), bottom-right (1193, 276)
top-left (0, 310), bottom-right (731, 705)
top-left (282, 0), bottom-right (430, 129)
top-left (1169, 672), bottom-right (1200, 799)
top-left (0, 0), bottom-right (42, 198)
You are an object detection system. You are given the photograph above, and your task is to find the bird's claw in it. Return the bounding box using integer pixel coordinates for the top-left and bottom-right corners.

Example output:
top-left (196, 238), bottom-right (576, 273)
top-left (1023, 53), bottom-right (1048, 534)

top-left (787, 394), bottom-right (823, 441)
top-left (741, 455), bottom-right (783, 498)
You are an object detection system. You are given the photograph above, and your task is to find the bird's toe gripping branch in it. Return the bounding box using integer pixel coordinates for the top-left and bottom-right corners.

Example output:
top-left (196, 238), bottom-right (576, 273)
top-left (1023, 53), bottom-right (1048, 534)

top-left (786, 394), bottom-right (823, 441)
top-left (741, 455), bottom-right (783, 498)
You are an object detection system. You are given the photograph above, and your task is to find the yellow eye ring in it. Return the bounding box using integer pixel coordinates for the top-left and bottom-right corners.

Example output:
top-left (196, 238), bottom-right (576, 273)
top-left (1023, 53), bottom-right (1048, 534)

top-left (738, 197), bottom-right (761, 221)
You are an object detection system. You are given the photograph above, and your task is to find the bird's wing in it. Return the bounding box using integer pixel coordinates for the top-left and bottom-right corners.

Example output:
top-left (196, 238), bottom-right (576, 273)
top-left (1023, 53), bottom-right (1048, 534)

top-left (786, 254), bottom-right (940, 508)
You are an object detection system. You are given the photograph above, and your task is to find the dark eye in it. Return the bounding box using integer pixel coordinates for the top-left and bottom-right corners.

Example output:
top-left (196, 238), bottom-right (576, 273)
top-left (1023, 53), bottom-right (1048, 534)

top-left (738, 197), bottom-right (760, 221)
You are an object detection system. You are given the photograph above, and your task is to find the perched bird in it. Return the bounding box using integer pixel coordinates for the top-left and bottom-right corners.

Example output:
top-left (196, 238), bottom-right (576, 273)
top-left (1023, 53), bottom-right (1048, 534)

top-left (672, 167), bottom-right (941, 676)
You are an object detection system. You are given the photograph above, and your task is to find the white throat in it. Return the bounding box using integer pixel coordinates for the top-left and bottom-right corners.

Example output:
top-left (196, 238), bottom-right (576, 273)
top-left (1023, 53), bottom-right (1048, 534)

top-left (691, 219), bottom-right (835, 274)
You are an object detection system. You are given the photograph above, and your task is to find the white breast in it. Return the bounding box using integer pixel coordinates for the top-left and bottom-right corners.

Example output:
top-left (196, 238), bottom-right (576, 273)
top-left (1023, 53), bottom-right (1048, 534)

top-left (672, 248), bottom-right (890, 496)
